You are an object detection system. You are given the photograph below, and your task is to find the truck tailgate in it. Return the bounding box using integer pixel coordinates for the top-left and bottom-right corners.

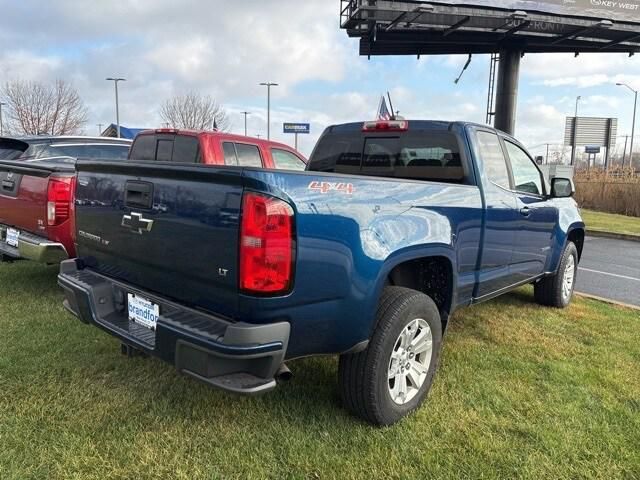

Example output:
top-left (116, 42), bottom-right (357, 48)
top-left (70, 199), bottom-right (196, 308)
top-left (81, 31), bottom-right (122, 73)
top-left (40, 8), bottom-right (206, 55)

top-left (0, 160), bottom-right (68, 235)
top-left (74, 160), bottom-right (244, 318)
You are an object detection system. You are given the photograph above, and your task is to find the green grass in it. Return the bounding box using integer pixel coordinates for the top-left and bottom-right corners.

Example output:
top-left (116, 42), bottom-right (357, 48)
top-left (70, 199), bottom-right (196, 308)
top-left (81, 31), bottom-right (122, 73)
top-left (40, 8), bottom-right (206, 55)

top-left (582, 209), bottom-right (640, 237)
top-left (1, 262), bottom-right (639, 479)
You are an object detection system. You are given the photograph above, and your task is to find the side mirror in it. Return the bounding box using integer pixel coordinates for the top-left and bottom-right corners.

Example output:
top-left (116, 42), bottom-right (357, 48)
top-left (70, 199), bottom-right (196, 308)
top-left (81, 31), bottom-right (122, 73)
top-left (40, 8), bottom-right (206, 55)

top-left (551, 177), bottom-right (575, 198)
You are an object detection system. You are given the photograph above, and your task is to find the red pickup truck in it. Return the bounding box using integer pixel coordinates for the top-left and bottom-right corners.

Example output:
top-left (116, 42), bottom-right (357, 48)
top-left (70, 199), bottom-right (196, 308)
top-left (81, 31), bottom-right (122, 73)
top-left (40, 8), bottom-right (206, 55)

top-left (0, 158), bottom-right (80, 263)
top-left (0, 131), bottom-right (306, 264)
top-left (128, 129), bottom-right (307, 169)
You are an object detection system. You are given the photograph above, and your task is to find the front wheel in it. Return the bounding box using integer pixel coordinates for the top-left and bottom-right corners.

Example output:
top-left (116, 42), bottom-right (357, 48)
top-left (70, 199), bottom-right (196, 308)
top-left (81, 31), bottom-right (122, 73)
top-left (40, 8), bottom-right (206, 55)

top-left (338, 287), bottom-right (443, 426)
top-left (534, 241), bottom-right (578, 308)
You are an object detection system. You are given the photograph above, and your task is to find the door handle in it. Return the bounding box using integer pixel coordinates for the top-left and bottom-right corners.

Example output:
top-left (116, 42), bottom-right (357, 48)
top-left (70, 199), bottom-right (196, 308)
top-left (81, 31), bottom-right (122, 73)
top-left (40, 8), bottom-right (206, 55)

top-left (519, 207), bottom-right (531, 217)
top-left (125, 181), bottom-right (154, 209)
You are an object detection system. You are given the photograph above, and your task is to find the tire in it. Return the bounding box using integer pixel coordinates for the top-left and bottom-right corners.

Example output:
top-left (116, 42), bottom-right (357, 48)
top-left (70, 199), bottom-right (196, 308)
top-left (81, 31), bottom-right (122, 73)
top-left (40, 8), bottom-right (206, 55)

top-left (534, 241), bottom-right (578, 308)
top-left (338, 287), bottom-right (443, 426)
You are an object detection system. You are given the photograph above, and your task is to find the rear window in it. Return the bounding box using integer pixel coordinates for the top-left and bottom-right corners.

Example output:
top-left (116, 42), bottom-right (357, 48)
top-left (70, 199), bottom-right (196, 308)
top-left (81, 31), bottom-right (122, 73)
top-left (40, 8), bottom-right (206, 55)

top-left (308, 131), bottom-right (467, 183)
top-left (222, 142), bottom-right (238, 165)
top-left (43, 144), bottom-right (130, 160)
top-left (129, 134), bottom-right (200, 163)
top-left (0, 139), bottom-right (29, 160)
top-left (235, 143), bottom-right (263, 167)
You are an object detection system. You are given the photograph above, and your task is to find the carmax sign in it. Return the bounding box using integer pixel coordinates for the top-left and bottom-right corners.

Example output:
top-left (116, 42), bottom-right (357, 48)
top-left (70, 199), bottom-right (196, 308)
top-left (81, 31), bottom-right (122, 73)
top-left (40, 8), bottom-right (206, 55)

top-left (442, 0), bottom-right (640, 23)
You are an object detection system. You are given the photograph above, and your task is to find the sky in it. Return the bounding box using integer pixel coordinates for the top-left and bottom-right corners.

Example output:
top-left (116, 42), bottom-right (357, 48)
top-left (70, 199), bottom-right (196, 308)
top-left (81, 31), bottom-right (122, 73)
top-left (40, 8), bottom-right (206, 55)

top-left (1, 0), bottom-right (640, 160)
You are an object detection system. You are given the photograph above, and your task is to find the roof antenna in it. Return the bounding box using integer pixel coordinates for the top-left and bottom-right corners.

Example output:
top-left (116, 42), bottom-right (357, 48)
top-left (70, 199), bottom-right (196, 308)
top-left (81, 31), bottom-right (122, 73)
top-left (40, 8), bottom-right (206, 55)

top-left (454, 54), bottom-right (473, 84)
top-left (387, 91), bottom-right (396, 120)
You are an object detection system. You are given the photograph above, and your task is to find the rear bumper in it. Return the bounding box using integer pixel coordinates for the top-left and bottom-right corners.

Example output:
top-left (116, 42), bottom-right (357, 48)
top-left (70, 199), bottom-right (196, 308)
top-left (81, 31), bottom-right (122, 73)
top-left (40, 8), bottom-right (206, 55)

top-left (0, 225), bottom-right (68, 263)
top-left (57, 260), bottom-right (289, 395)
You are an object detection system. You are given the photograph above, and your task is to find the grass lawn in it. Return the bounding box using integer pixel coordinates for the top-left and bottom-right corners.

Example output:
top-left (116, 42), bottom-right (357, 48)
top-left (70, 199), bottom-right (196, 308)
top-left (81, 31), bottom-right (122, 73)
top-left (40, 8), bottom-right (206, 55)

top-left (582, 209), bottom-right (640, 237)
top-left (1, 262), bottom-right (639, 479)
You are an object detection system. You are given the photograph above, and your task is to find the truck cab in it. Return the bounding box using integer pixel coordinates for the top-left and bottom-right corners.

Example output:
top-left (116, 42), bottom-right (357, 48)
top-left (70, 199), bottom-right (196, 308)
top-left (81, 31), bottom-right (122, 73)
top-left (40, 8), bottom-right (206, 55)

top-left (128, 129), bottom-right (307, 170)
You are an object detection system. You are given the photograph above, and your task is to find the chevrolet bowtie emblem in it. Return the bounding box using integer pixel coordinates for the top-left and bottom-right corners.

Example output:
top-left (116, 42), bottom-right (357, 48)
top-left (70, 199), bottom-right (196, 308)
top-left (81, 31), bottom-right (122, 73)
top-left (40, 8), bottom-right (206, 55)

top-left (121, 212), bottom-right (154, 234)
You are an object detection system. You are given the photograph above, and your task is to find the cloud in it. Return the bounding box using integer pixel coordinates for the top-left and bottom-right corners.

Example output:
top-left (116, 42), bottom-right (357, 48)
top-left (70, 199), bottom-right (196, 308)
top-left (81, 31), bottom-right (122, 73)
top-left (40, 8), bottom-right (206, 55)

top-left (523, 52), bottom-right (640, 89)
top-left (0, 1), bottom-right (638, 157)
top-left (0, 0), bottom-right (351, 147)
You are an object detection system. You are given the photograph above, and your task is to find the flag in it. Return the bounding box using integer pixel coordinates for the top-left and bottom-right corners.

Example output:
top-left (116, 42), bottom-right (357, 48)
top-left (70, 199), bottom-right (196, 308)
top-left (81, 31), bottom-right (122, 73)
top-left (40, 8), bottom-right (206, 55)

top-left (377, 95), bottom-right (392, 121)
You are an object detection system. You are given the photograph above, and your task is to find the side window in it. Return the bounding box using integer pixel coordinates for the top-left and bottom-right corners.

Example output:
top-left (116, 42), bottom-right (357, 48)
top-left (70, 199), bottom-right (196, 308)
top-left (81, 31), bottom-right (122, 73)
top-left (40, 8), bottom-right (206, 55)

top-left (475, 131), bottom-right (511, 189)
top-left (271, 149), bottom-right (306, 170)
top-left (172, 136), bottom-right (200, 163)
top-left (235, 143), bottom-right (263, 167)
top-left (156, 139), bottom-right (174, 162)
top-left (223, 142), bottom-right (238, 165)
top-left (504, 142), bottom-right (544, 195)
top-left (130, 135), bottom-right (156, 160)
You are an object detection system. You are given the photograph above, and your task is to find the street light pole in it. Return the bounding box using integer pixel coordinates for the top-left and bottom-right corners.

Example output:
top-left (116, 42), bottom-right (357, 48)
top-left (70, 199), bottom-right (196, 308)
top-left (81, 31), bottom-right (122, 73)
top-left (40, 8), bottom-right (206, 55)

top-left (106, 77), bottom-right (126, 138)
top-left (241, 111), bottom-right (251, 137)
top-left (0, 102), bottom-right (6, 136)
top-left (97, 123), bottom-right (104, 136)
top-left (616, 83), bottom-right (638, 169)
top-left (259, 82), bottom-right (278, 140)
top-left (570, 95), bottom-right (581, 166)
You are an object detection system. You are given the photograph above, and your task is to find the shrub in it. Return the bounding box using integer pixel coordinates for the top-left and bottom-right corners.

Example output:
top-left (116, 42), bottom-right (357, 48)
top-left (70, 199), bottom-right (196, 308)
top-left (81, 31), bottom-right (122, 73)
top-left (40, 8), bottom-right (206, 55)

top-left (574, 167), bottom-right (640, 217)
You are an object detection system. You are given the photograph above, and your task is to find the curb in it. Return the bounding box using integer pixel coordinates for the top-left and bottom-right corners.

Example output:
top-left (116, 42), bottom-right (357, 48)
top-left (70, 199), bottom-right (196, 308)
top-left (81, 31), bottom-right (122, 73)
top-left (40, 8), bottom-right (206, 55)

top-left (586, 230), bottom-right (640, 243)
top-left (575, 292), bottom-right (640, 311)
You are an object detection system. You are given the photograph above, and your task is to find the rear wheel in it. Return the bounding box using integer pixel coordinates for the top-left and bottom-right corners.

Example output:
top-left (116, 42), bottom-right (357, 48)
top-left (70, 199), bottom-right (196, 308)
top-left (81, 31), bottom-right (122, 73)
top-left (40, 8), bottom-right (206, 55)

top-left (338, 287), bottom-right (443, 426)
top-left (534, 242), bottom-right (578, 308)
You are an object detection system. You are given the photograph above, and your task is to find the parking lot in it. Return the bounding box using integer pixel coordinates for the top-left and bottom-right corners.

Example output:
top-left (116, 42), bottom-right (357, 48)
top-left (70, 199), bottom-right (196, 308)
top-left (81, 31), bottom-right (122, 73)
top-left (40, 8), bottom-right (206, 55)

top-left (577, 236), bottom-right (640, 307)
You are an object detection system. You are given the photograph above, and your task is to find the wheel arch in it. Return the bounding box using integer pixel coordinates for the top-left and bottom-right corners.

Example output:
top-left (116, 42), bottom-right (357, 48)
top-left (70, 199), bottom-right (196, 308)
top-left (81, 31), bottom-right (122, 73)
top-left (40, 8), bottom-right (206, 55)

top-left (567, 226), bottom-right (585, 261)
top-left (370, 245), bottom-right (457, 336)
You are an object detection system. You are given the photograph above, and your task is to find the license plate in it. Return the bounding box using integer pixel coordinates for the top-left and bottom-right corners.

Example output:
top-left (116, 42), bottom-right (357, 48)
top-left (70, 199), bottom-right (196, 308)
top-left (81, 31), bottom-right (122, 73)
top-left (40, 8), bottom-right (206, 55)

top-left (6, 228), bottom-right (19, 248)
top-left (127, 293), bottom-right (160, 330)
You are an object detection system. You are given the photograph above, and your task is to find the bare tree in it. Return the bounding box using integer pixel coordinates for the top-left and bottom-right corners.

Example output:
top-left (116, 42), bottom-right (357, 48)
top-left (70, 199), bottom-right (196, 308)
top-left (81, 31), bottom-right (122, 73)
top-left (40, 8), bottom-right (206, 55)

top-left (2, 79), bottom-right (88, 135)
top-left (160, 93), bottom-right (229, 131)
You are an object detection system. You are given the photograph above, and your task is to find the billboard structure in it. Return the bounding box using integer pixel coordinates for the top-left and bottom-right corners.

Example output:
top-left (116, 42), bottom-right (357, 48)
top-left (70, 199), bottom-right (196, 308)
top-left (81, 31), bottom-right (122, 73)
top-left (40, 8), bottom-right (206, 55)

top-left (563, 116), bottom-right (618, 166)
top-left (340, 0), bottom-right (640, 135)
top-left (418, 1), bottom-right (640, 24)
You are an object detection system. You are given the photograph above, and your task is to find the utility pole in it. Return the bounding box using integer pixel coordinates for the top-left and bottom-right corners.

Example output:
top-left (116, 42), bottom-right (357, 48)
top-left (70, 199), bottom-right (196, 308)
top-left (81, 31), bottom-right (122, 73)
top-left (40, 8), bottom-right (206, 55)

top-left (97, 123), bottom-right (104, 136)
top-left (259, 82), bottom-right (278, 140)
top-left (0, 102), bottom-right (6, 136)
top-left (106, 77), bottom-right (126, 138)
top-left (622, 135), bottom-right (629, 168)
top-left (616, 83), bottom-right (637, 169)
top-left (545, 143), bottom-right (550, 164)
top-left (241, 111), bottom-right (251, 137)
top-left (571, 96), bottom-right (581, 166)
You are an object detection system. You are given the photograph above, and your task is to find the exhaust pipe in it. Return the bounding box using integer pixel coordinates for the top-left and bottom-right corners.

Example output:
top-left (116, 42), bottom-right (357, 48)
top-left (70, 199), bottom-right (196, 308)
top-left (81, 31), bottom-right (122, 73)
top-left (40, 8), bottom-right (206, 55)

top-left (275, 363), bottom-right (293, 382)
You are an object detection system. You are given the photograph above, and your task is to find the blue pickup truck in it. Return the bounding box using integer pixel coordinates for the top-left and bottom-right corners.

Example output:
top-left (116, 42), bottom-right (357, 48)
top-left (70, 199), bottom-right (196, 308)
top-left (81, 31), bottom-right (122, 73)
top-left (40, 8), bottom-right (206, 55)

top-left (58, 120), bottom-right (584, 425)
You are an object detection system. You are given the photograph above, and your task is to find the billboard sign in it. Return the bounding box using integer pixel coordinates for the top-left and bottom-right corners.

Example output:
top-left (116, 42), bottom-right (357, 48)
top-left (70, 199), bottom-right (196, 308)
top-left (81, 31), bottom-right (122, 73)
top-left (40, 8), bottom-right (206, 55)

top-left (564, 117), bottom-right (617, 148)
top-left (440, 0), bottom-right (640, 23)
top-left (283, 123), bottom-right (310, 134)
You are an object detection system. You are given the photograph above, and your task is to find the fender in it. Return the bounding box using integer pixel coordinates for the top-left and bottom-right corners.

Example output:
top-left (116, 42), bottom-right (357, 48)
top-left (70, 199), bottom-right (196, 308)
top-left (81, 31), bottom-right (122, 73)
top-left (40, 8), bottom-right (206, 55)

top-left (547, 221), bottom-right (586, 274)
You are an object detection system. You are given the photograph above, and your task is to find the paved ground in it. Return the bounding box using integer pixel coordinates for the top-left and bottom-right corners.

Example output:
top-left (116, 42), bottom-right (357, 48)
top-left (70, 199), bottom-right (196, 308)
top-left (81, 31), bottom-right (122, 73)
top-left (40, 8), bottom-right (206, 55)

top-left (576, 236), bottom-right (640, 308)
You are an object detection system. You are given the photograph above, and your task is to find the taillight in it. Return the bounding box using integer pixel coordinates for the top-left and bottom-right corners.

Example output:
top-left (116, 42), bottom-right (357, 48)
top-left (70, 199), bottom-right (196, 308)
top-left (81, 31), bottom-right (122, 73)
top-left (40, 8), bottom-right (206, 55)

top-left (240, 192), bottom-right (294, 295)
top-left (362, 120), bottom-right (409, 132)
top-left (47, 176), bottom-right (75, 226)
